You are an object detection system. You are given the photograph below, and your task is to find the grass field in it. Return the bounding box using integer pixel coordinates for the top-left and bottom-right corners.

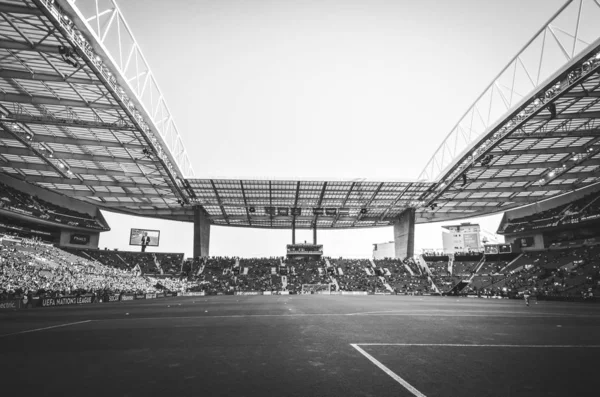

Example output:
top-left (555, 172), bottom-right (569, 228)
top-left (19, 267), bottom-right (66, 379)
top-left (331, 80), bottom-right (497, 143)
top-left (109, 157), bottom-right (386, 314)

top-left (1, 295), bottom-right (599, 397)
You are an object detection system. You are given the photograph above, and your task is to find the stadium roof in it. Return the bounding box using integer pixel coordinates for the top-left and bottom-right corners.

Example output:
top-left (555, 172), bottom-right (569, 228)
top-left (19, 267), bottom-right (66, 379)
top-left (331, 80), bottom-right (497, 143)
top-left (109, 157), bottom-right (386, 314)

top-left (186, 179), bottom-right (433, 229)
top-left (0, 0), bottom-right (191, 218)
top-left (1, 0), bottom-right (600, 228)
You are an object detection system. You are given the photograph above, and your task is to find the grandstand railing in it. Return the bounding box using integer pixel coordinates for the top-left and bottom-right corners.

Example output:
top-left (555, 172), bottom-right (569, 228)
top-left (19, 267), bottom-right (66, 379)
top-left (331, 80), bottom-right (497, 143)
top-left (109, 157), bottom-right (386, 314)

top-left (418, 0), bottom-right (600, 182)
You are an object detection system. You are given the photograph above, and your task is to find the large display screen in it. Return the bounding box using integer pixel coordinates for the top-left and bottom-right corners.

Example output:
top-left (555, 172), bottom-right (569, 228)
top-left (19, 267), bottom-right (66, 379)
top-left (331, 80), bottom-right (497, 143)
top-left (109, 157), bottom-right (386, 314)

top-left (463, 233), bottom-right (479, 249)
top-left (129, 228), bottom-right (160, 247)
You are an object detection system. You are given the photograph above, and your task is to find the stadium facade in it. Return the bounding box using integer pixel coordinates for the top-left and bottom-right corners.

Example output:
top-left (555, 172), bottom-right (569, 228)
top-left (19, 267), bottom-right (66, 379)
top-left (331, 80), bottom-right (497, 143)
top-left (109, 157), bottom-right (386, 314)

top-left (1, 0), bottom-right (600, 258)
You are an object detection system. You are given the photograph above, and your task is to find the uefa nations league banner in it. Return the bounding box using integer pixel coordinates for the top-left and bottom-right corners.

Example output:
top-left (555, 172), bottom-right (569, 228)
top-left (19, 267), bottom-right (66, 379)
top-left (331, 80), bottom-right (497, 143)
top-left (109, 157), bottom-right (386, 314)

top-left (234, 291), bottom-right (261, 295)
top-left (40, 295), bottom-right (95, 307)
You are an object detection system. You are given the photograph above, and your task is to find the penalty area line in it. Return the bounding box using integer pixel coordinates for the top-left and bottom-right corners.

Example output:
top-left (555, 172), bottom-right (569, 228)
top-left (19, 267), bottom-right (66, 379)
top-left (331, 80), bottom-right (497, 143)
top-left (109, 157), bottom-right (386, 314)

top-left (0, 320), bottom-right (93, 338)
top-left (355, 343), bottom-right (600, 348)
top-left (350, 343), bottom-right (427, 397)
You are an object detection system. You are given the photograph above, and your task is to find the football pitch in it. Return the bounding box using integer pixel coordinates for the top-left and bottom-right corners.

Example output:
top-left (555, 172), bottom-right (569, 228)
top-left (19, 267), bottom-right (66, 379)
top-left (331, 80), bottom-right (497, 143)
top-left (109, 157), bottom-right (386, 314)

top-left (1, 295), bottom-right (599, 397)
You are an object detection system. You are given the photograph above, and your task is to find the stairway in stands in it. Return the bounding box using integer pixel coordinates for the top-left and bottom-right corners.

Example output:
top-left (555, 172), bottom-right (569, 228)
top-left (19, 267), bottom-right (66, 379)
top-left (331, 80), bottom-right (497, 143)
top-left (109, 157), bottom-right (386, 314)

top-left (378, 276), bottom-right (394, 293)
top-left (467, 255), bottom-right (488, 281)
top-left (417, 255), bottom-right (432, 276)
top-left (330, 276), bottom-right (340, 291)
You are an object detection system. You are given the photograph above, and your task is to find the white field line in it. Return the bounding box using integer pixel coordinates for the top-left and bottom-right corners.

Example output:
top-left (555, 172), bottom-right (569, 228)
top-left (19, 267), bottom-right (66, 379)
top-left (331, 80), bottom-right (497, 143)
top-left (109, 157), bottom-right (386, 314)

top-left (0, 320), bottom-right (92, 338)
top-left (107, 312), bottom-right (593, 321)
top-left (345, 310), bottom-right (598, 317)
top-left (350, 343), bottom-right (426, 397)
top-left (355, 343), bottom-right (600, 348)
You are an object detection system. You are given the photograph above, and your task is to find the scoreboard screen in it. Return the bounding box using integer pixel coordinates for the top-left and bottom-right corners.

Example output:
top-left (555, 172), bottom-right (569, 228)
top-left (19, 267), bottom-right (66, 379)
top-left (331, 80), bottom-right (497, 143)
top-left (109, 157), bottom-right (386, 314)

top-left (129, 228), bottom-right (160, 247)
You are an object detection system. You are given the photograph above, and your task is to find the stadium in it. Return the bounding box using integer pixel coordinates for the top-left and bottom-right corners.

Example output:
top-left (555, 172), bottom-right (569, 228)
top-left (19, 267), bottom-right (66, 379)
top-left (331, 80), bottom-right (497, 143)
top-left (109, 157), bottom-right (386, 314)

top-left (1, 0), bottom-right (600, 396)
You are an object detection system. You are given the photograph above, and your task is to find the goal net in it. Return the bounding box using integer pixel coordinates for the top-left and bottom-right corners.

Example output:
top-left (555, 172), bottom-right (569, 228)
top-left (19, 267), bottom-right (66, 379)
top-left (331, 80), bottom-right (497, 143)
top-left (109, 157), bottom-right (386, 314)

top-left (301, 284), bottom-right (331, 294)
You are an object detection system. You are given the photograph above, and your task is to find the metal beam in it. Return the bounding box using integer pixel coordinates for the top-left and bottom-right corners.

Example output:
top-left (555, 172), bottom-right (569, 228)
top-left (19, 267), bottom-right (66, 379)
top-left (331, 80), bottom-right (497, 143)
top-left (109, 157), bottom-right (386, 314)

top-left (210, 179), bottom-right (229, 225)
top-left (0, 92), bottom-right (121, 110)
top-left (21, 174), bottom-right (167, 189)
top-left (0, 39), bottom-right (61, 54)
top-left (1, 159), bottom-right (150, 177)
top-left (468, 171), bottom-right (598, 184)
top-left (330, 182), bottom-right (355, 225)
top-left (491, 146), bottom-right (589, 156)
top-left (0, 2), bottom-right (43, 15)
top-left (472, 158), bottom-right (600, 171)
top-left (49, 189), bottom-right (169, 199)
top-left (352, 182), bottom-right (383, 227)
top-left (440, 195), bottom-right (542, 204)
top-left (455, 184), bottom-right (576, 193)
top-left (0, 130), bottom-right (143, 149)
top-left (379, 183), bottom-right (413, 221)
top-left (87, 201), bottom-right (174, 208)
top-left (533, 110), bottom-right (600, 120)
top-left (5, 113), bottom-right (137, 131)
top-left (561, 91), bottom-right (600, 98)
top-left (240, 180), bottom-right (251, 226)
top-left (504, 129), bottom-right (600, 139)
top-left (123, 208), bottom-right (195, 216)
top-left (312, 182), bottom-right (328, 228)
top-left (0, 145), bottom-right (154, 164)
top-left (0, 69), bottom-right (100, 85)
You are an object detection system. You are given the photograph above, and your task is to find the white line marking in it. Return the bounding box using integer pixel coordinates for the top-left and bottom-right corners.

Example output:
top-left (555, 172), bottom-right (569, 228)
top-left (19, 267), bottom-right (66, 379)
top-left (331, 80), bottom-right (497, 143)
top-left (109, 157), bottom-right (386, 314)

top-left (356, 343), bottom-right (600, 348)
top-left (99, 311), bottom-right (596, 321)
top-left (350, 343), bottom-right (426, 397)
top-left (346, 309), bottom-right (598, 317)
top-left (0, 320), bottom-right (92, 338)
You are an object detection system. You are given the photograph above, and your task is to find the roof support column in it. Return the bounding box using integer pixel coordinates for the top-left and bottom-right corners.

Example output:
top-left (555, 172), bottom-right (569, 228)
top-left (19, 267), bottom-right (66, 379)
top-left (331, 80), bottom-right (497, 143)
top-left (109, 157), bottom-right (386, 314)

top-left (292, 216), bottom-right (296, 244)
top-left (193, 206), bottom-right (210, 258)
top-left (313, 219), bottom-right (318, 245)
top-left (394, 208), bottom-right (415, 259)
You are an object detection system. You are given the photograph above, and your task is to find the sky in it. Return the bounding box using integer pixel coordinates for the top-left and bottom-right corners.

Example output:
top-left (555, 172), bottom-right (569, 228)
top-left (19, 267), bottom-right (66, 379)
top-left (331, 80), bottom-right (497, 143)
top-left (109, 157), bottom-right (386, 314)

top-left (98, 0), bottom-right (566, 258)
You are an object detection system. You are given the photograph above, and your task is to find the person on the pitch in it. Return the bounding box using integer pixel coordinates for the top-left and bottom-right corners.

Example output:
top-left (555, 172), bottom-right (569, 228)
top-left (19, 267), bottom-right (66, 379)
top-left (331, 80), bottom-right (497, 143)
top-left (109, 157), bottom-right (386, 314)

top-left (524, 288), bottom-right (531, 306)
top-left (141, 232), bottom-right (150, 252)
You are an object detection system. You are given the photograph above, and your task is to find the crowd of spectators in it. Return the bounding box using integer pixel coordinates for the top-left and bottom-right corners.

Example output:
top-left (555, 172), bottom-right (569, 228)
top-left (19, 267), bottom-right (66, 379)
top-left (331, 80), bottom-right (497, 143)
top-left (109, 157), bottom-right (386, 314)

top-left (457, 246), bottom-right (600, 298)
top-left (330, 259), bottom-right (381, 292)
top-left (65, 248), bottom-right (184, 275)
top-left (0, 238), bottom-right (191, 301)
top-left (501, 191), bottom-right (600, 233)
top-left (3, 231), bottom-right (598, 301)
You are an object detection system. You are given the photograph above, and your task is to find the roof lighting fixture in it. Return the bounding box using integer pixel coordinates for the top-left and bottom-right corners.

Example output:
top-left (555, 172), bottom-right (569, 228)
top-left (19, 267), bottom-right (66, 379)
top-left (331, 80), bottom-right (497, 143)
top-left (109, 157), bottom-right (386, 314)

top-left (596, 52), bottom-right (600, 60)
top-left (58, 162), bottom-right (65, 169)
top-left (549, 171), bottom-right (555, 177)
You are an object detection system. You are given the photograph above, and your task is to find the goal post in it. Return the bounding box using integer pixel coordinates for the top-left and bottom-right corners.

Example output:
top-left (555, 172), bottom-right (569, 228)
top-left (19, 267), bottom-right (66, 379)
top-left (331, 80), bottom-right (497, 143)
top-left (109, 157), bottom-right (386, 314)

top-left (301, 283), bottom-right (331, 294)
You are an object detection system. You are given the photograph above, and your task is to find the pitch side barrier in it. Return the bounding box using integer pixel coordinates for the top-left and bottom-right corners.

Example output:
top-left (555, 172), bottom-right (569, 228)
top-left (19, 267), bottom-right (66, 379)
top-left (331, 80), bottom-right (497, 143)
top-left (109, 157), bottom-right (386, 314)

top-left (0, 291), bottom-right (181, 311)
